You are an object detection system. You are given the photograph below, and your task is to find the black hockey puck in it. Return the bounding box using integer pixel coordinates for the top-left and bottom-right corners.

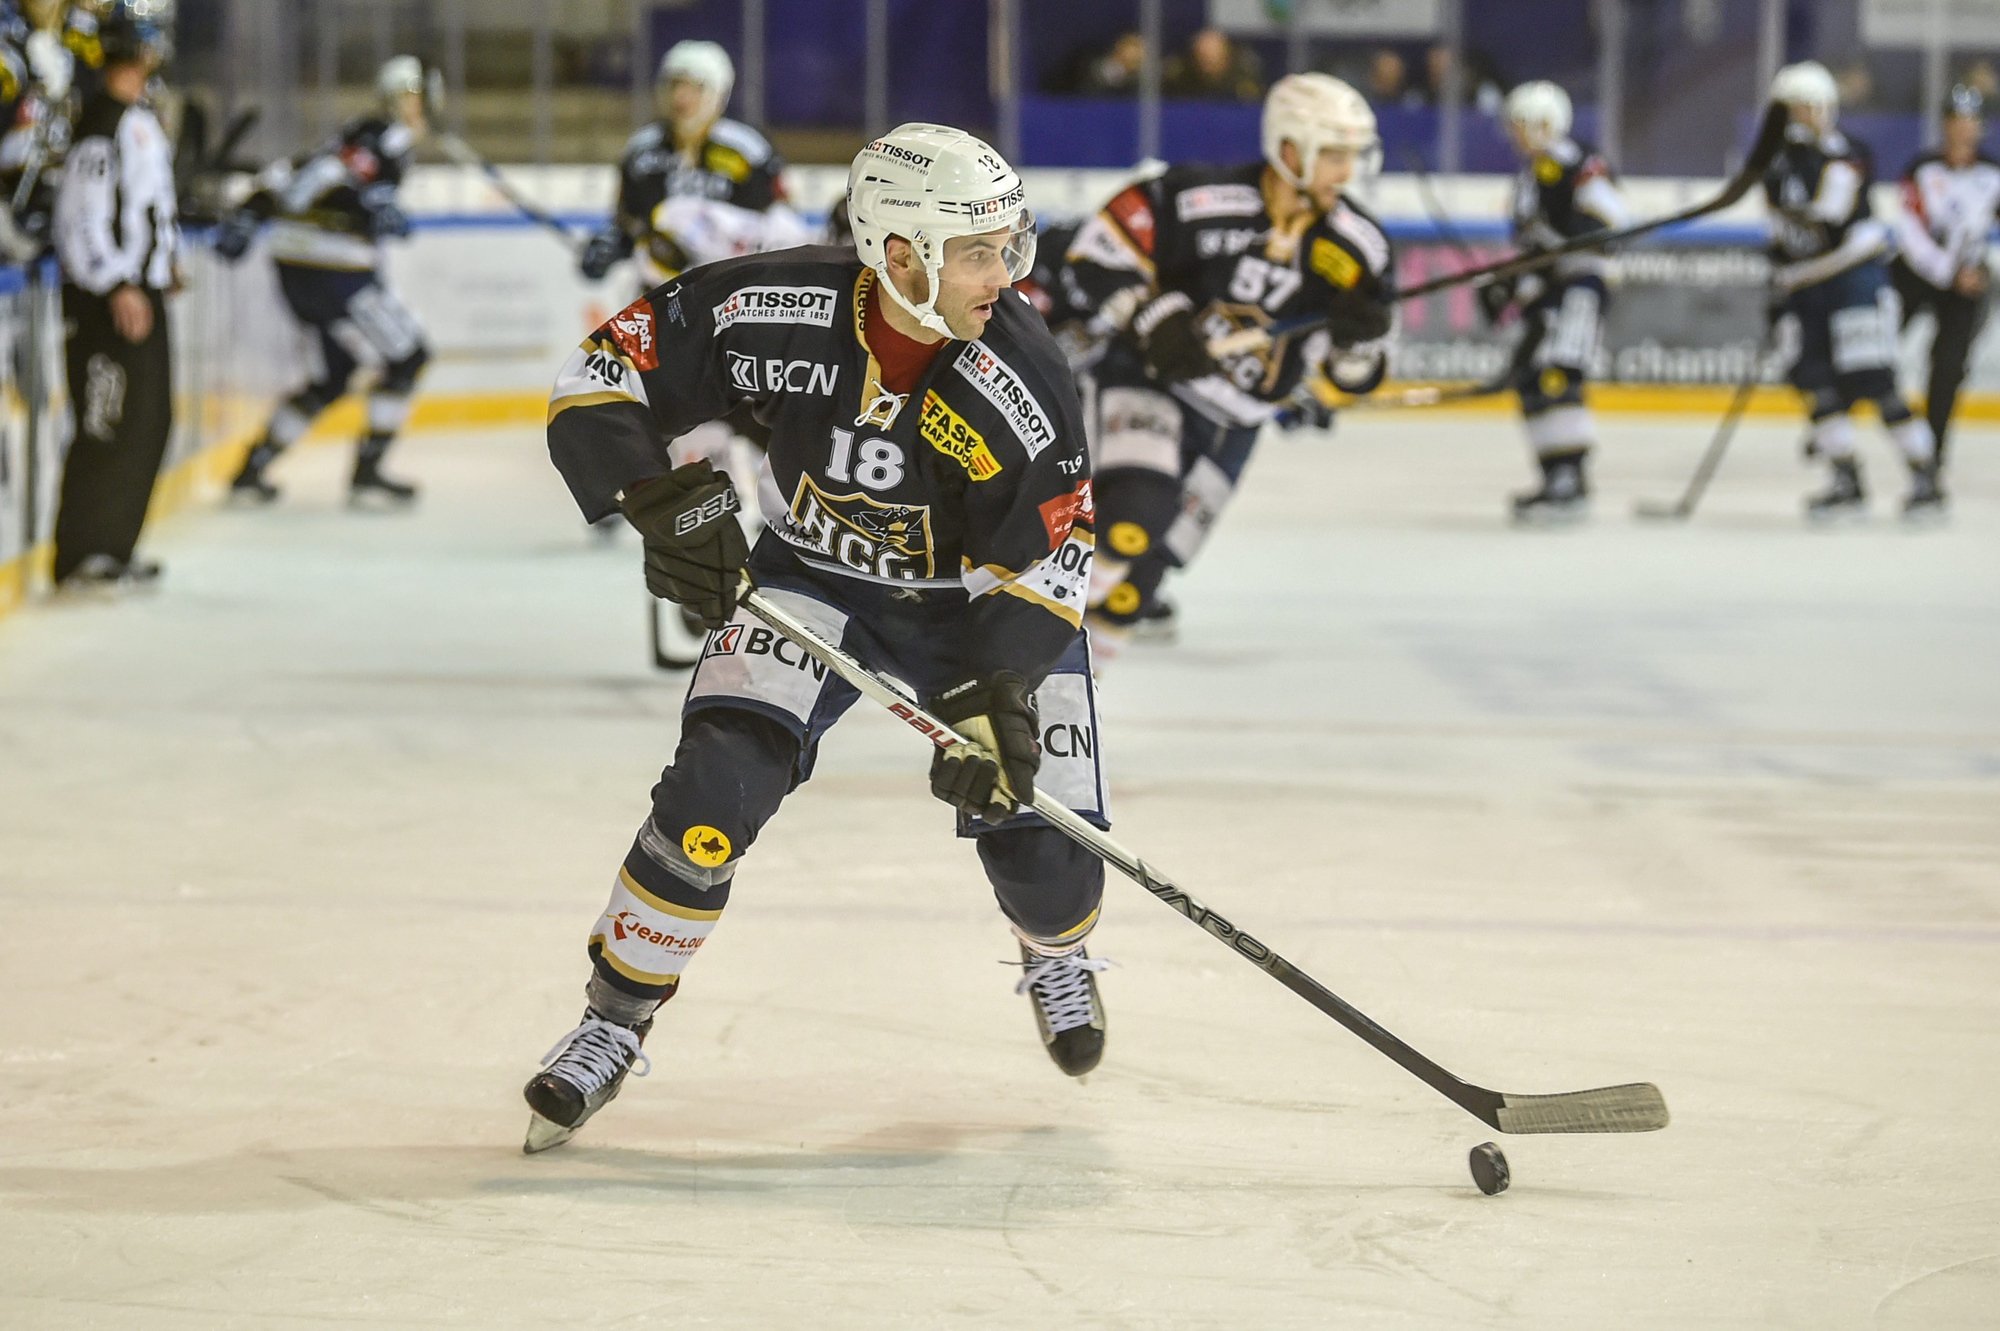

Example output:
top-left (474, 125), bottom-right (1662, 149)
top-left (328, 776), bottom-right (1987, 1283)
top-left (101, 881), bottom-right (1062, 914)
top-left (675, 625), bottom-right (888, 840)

top-left (1469, 1141), bottom-right (1510, 1195)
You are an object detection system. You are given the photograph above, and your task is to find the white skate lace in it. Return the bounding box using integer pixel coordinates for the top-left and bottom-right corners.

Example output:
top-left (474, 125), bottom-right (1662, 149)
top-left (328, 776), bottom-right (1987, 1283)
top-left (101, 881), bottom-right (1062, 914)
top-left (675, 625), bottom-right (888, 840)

top-left (1016, 953), bottom-right (1112, 1034)
top-left (537, 1018), bottom-right (651, 1094)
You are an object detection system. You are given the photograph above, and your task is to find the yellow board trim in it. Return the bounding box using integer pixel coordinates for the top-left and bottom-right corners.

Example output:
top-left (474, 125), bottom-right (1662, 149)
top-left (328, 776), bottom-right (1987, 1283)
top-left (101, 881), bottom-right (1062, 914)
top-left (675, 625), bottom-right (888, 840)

top-left (617, 866), bottom-right (725, 921)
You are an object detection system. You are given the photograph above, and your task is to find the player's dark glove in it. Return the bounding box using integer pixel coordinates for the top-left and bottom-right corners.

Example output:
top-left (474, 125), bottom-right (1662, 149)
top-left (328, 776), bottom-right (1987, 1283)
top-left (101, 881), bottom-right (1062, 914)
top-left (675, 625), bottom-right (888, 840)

top-left (1476, 276), bottom-right (1517, 326)
top-left (579, 227), bottom-right (626, 281)
top-left (366, 202), bottom-right (411, 240)
top-left (213, 209), bottom-right (258, 262)
top-left (1133, 291), bottom-right (1220, 383)
top-left (1323, 292), bottom-right (1394, 347)
top-left (926, 672), bottom-right (1040, 820)
top-left (616, 462), bottom-right (750, 631)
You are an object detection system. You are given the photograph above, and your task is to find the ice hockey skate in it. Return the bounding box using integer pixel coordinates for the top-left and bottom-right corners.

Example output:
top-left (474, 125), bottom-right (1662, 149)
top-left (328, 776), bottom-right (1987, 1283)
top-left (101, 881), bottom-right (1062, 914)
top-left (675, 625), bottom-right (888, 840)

top-left (521, 1011), bottom-right (653, 1153)
top-left (1510, 456), bottom-right (1590, 523)
top-left (1902, 465), bottom-right (1947, 520)
top-left (227, 446), bottom-right (281, 505)
top-left (348, 459), bottom-right (420, 509)
top-left (1805, 457), bottom-right (1866, 520)
top-left (1016, 942), bottom-right (1109, 1077)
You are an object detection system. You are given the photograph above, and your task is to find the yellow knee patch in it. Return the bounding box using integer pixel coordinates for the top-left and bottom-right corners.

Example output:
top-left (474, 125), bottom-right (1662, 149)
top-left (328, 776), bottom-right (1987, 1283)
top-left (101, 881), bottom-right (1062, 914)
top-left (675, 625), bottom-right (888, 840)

top-left (1108, 521), bottom-right (1150, 557)
top-left (1105, 582), bottom-right (1142, 615)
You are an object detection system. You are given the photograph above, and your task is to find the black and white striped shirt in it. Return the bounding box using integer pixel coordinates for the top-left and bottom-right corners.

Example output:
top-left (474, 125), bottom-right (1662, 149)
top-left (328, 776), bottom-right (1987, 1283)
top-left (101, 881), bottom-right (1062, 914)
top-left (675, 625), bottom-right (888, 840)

top-left (53, 89), bottom-right (179, 293)
top-left (1894, 149), bottom-right (2000, 290)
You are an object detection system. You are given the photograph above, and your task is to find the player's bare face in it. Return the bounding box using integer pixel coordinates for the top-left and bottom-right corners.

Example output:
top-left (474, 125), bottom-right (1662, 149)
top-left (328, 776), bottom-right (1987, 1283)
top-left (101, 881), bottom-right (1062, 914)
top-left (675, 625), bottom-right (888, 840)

top-left (933, 230), bottom-right (1015, 339)
top-left (667, 78), bottom-right (711, 131)
top-left (394, 92), bottom-right (428, 136)
top-left (1788, 103), bottom-right (1833, 135)
top-left (1307, 146), bottom-right (1359, 211)
top-left (1944, 113), bottom-right (1984, 162)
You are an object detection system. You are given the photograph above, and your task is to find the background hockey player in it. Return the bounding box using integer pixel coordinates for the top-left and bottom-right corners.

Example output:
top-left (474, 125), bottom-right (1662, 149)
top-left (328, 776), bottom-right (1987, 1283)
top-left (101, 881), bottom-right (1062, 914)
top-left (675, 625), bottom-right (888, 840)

top-left (1764, 60), bottom-right (1941, 518)
top-left (523, 124), bottom-right (1110, 1152)
top-left (579, 38), bottom-right (810, 664)
top-left (1059, 72), bottom-right (1394, 663)
top-left (47, 4), bottom-right (175, 590)
top-left (1482, 80), bottom-right (1629, 521)
top-left (213, 55), bottom-right (439, 507)
top-left (1891, 83), bottom-right (1999, 481)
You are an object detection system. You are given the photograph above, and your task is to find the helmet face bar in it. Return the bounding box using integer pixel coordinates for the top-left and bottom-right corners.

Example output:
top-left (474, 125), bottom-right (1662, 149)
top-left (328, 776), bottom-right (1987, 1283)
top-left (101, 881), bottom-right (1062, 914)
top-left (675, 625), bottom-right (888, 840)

top-left (846, 123), bottom-right (1035, 338)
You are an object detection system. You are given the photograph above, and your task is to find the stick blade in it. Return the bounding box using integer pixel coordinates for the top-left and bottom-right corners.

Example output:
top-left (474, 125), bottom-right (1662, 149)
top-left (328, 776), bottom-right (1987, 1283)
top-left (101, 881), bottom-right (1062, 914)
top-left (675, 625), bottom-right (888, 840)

top-left (1494, 1082), bottom-right (1670, 1134)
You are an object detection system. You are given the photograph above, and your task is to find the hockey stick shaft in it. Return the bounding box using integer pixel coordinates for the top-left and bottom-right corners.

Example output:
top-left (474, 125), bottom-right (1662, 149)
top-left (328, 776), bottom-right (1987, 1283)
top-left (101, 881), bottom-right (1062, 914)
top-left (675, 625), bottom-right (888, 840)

top-left (435, 133), bottom-right (584, 254)
top-left (1636, 328), bottom-right (1775, 519)
top-left (739, 585), bottom-right (1668, 1134)
top-left (1211, 102), bottom-right (1788, 359)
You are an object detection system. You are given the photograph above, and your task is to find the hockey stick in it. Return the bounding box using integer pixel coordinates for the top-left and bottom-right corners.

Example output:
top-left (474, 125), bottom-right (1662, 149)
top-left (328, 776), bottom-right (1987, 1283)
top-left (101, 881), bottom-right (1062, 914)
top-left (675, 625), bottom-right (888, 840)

top-left (434, 133), bottom-right (586, 255)
top-left (1633, 328), bottom-right (1776, 520)
top-left (739, 584), bottom-right (1669, 1135)
top-left (1211, 101), bottom-right (1788, 358)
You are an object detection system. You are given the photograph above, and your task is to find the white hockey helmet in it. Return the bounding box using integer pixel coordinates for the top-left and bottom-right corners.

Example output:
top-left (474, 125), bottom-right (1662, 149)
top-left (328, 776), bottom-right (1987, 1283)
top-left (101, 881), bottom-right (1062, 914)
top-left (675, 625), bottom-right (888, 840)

top-left (1503, 81), bottom-right (1573, 150)
top-left (1262, 73), bottom-right (1379, 189)
top-left (846, 122), bottom-right (1036, 338)
top-left (377, 55), bottom-right (443, 119)
top-left (658, 40), bottom-right (735, 124)
top-left (1771, 61), bottom-right (1838, 114)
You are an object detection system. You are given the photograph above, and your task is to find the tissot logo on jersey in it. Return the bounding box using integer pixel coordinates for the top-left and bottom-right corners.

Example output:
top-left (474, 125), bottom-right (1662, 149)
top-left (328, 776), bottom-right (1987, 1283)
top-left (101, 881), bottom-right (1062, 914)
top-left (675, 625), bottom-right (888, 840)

top-left (1176, 183), bottom-right (1262, 221)
top-left (918, 391), bottom-right (1001, 481)
top-left (712, 285), bottom-right (838, 330)
top-left (726, 351), bottom-right (840, 396)
top-left (606, 302), bottom-right (658, 370)
top-left (953, 344), bottom-right (1056, 459)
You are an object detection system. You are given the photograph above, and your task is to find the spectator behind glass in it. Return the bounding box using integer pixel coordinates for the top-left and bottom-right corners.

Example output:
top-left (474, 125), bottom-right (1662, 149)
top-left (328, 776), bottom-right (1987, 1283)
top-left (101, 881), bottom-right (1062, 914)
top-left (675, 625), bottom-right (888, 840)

top-left (1163, 27), bottom-right (1263, 102)
top-left (1065, 30), bottom-right (1146, 96)
top-left (1423, 42), bottom-right (1505, 115)
top-left (1961, 58), bottom-right (1999, 101)
top-left (1834, 59), bottom-right (1875, 112)
top-left (1366, 48), bottom-right (1423, 108)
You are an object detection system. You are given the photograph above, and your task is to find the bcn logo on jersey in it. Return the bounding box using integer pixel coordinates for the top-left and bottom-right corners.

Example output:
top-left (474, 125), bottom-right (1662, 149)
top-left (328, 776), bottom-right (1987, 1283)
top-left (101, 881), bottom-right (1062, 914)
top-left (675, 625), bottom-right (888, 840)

top-left (726, 351), bottom-right (840, 396)
top-left (703, 623), bottom-right (832, 681)
top-left (607, 302), bottom-right (659, 370)
top-left (786, 475), bottom-right (936, 580)
top-left (1309, 237), bottom-right (1362, 290)
top-left (712, 285), bottom-right (838, 330)
top-left (918, 391), bottom-right (1001, 481)
top-left (953, 344), bottom-right (1056, 459)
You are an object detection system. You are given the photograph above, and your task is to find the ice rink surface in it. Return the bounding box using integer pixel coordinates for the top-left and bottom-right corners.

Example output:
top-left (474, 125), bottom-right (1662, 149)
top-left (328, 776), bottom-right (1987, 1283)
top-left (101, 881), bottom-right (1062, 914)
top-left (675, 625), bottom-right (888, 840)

top-left (2, 414), bottom-right (1997, 1329)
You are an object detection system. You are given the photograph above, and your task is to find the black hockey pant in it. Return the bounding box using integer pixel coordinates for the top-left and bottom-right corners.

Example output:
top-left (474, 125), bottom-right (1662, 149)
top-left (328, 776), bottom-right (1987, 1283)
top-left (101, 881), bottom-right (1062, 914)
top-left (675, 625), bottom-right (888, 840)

top-left (52, 285), bottom-right (172, 583)
top-left (1893, 259), bottom-right (1988, 467)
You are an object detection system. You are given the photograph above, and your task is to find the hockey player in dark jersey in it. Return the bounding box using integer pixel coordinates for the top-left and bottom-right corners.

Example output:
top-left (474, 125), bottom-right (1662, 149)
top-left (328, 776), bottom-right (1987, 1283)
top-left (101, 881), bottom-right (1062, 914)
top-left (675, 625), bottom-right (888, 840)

top-left (212, 56), bottom-right (440, 507)
top-left (1060, 73), bottom-right (1394, 663)
top-left (1891, 84), bottom-right (1999, 476)
top-left (1764, 61), bottom-right (1941, 518)
top-left (521, 124), bottom-right (1111, 1153)
top-left (1483, 80), bottom-right (1630, 521)
top-left (577, 40), bottom-right (806, 290)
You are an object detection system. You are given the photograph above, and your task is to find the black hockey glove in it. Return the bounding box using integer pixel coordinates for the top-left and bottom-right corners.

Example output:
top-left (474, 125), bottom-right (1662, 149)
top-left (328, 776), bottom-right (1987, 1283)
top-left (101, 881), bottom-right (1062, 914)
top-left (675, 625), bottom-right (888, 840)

top-left (1322, 292), bottom-right (1394, 348)
top-left (926, 673), bottom-right (1040, 821)
top-left (1133, 291), bottom-right (1220, 384)
top-left (213, 209), bottom-right (258, 262)
top-left (1476, 276), bottom-right (1517, 326)
top-left (617, 462), bottom-right (750, 632)
top-left (578, 227), bottom-right (626, 281)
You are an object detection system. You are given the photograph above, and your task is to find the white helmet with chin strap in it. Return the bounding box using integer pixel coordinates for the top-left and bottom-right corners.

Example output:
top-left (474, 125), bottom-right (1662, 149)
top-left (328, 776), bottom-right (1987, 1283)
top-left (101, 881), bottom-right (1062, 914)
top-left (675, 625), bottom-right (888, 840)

top-left (659, 40), bottom-right (735, 124)
top-left (377, 55), bottom-right (444, 120)
top-left (1262, 73), bottom-right (1379, 188)
top-left (846, 123), bottom-right (1037, 339)
top-left (1771, 61), bottom-right (1838, 116)
top-left (1503, 80), bottom-right (1573, 151)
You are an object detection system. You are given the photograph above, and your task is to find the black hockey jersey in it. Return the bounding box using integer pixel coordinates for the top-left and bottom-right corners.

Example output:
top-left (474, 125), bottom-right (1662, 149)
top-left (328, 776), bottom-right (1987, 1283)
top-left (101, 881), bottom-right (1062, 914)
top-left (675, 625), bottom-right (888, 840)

top-left (1764, 126), bottom-right (1881, 263)
top-left (1061, 162), bottom-right (1394, 426)
top-left (242, 117), bottom-right (414, 272)
top-left (1894, 149), bottom-right (2000, 288)
top-left (1510, 137), bottom-right (1628, 277)
top-left (610, 116), bottom-right (789, 282)
top-left (548, 246), bottom-right (1095, 683)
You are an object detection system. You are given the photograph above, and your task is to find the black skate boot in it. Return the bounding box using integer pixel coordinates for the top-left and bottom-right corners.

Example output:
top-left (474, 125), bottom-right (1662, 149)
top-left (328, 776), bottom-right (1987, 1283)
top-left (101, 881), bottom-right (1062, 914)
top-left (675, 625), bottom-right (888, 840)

top-left (348, 457), bottom-right (419, 509)
top-left (1510, 453), bottom-right (1589, 524)
top-left (228, 443), bottom-right (282, 505)
top-left (1805, 457), bottom-right (1865, 520)
top-left (1016, 943), bottom-right (1109, 1077)
top-left (1130, 594), bottom-right (1178, 645)
top-left (522, 1010), bottom-right (653, 1153)
top-left (1902, 464), bottom-right (1946, 521)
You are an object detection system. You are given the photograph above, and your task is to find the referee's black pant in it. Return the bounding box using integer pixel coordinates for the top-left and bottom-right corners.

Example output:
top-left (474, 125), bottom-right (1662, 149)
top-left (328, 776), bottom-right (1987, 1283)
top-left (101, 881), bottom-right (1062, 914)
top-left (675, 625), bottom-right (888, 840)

top-left (52, 284), bottom-right (173, 583)
top-left (1892, 259), bottom-right (1987, 469)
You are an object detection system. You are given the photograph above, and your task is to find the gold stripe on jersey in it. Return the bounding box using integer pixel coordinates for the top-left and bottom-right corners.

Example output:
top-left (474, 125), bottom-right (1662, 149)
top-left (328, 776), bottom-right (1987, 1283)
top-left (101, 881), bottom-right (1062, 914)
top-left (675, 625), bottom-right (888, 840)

top-left (618, 866), bottom-right (726, 921)
top-left (546, 390), bottom-right (638, 424)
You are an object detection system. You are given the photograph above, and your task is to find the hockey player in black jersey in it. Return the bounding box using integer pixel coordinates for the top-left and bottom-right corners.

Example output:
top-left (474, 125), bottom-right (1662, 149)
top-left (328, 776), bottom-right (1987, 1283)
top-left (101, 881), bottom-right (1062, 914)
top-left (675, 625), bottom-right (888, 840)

top-left (1891, 84), bottom-right (1999, 477)
top-left (1060, 73), bottom-right (1394, 662)
top-left (213, 56), bottom-right (439, 507)
top-left (522, 125), bottom-right (1111, 1152)
top-left (1484, 80), bottom-right (1630, 521)
top-left (1764, 61), bottom-right (1941, 518)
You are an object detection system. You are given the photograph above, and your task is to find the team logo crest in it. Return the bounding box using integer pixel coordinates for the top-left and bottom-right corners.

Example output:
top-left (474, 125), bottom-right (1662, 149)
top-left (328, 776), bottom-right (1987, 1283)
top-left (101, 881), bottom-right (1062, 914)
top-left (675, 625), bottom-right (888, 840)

top-left (784, 474), bottom-right (935, 581)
